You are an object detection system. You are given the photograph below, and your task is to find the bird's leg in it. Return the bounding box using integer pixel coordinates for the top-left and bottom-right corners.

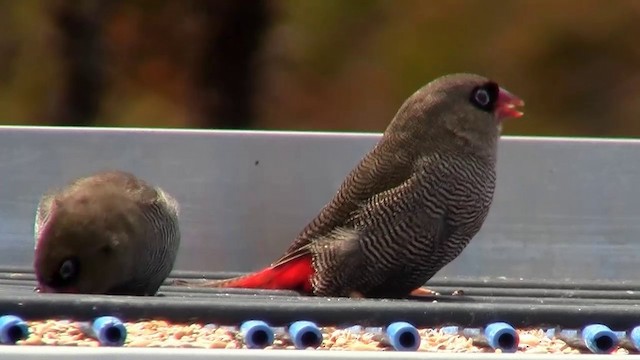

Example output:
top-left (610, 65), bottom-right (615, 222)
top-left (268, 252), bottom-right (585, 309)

top-left (409, 286), bottom-right (441, 297)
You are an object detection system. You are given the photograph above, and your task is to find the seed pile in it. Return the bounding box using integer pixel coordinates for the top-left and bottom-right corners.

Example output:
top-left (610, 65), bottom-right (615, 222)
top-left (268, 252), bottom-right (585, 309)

top-left (13, 320), bottom-right (631, 354)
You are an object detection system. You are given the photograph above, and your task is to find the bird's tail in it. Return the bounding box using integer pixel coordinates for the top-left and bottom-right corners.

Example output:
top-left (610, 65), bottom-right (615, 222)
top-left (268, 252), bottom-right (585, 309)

top-left (172, 255), bottom-right (314, 293)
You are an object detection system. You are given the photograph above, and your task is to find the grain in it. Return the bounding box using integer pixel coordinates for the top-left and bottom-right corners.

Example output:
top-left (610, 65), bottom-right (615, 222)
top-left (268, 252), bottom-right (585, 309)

top-left (9, 319), bottom-right (627, 354)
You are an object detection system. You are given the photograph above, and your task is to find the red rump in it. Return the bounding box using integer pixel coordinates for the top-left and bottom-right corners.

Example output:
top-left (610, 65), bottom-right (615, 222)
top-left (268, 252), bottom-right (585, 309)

top-left (221, 255), bottom-right (314, 293)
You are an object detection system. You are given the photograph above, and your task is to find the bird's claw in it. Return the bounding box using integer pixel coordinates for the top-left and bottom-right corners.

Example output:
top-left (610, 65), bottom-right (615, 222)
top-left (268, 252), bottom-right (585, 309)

top-left (410, 286), bottom-right (440, 297)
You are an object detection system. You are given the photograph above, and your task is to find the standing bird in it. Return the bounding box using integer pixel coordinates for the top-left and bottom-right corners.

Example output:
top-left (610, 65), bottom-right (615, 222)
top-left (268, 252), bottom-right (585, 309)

top-left (33, 170), bottom-right (181, 296)
top-left (177, 73), bottom-right (524, 298)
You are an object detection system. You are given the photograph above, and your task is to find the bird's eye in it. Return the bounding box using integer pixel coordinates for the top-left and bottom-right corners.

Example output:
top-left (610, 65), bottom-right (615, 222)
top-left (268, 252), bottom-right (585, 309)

top-left (474, 89), bottom-right (490, 106)
top-left (57, 258), bottom-right (79, 282)
top-left (59, 260), bottom-right (75, 279)
top-left (470, 82), bottom-right (498, 112)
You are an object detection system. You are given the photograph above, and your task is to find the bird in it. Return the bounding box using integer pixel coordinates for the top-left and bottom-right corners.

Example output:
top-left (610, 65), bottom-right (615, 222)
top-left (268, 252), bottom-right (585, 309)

top-left (175, 73), bottom-right (524, 298)
top-left (33, 170), bottom-right (181, 296)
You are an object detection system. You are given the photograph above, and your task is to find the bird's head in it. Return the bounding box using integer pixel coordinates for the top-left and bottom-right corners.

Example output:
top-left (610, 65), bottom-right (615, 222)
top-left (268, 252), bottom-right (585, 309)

top-left (387, 73), bottom-right (525, 157)
top-left (33, 189), bottom-right (141, 295)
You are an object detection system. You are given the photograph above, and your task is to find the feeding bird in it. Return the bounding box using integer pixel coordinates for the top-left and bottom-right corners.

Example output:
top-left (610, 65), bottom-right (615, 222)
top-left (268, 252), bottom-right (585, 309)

top-left (33, 170), bottom-right (181, 296)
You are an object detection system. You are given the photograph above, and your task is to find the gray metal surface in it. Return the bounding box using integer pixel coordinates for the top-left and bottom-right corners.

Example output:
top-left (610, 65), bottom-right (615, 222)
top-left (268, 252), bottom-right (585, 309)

top-left (1, 126), bottom-right (639, 282)
top-left (0, 347), bottom-right (633, 360)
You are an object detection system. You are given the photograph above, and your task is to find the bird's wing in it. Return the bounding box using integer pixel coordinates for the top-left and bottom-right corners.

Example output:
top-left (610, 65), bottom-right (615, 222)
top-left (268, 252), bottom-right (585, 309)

top-left (151, 187), bottom-right (180, 219)
top-left (273, 139), bottom-right (416, 265)
top-left (272, 160), bottom-right (442, 269)
top-left (348, 167), bottom-right (447, 248)
top-left (110, 171), bottom-right (179, 219)
top-left (270, 227), bottom-right (360, 268)
top-left (322, 167), bottom-right (451, 293)
top-left (33, 191), bottom-right (57, 249)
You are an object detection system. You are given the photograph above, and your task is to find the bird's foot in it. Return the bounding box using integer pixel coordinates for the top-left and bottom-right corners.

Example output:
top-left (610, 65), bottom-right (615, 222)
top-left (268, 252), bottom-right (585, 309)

top-left (348, 291), bottom-right (365, 299)
top-left (451, 289), bottom-right (465, 296)
top-left (409, 286), bottom-right (441, 297)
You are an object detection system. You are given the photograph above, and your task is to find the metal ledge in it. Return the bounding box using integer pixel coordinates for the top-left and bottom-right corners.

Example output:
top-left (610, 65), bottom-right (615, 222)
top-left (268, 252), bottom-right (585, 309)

top-left (1, 126), bottom-right (640, 282)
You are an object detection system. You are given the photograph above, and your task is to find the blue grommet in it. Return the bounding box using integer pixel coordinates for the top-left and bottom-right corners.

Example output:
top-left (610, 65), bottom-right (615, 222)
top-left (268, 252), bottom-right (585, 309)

top-left (484, 322), bottom-right (519, 353)
top-left (240, 320), bottom-right (274, 349)
top-left (288, 321), bottom-right (322, 349)
top-left (90, 316), bottom-right (127, 346)
top-left (0, 315), bottom-right (29, 344)
top-left (629, 326), bottom-right (640, 351)
top-left (386, 321), bottom-right (420, 351)
top-left (441, 326), bottom-right (460, 336)
top-left (581, 324), bottom-right (618, 354)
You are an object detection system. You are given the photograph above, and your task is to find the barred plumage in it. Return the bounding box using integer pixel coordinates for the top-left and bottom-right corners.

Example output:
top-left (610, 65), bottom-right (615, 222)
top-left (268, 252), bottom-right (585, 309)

top-left (33, 170), bottom-right (181, 296)
top-left (305, 152), bottom-right (497, 297)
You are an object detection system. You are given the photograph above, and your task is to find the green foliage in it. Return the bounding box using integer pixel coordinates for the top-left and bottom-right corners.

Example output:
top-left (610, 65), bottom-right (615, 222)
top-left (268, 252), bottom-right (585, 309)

top-left (1, 0), bottom-right (640, 137)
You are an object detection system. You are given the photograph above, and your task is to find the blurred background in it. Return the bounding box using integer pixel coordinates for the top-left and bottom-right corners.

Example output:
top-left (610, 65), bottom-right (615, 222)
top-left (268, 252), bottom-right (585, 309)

top-left (1, 0), bottom-right (639, 137)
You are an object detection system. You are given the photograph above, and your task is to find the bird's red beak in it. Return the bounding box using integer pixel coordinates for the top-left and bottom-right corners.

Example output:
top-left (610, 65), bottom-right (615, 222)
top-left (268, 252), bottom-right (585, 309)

top-left (495, 88), bottom-right (525, 121)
